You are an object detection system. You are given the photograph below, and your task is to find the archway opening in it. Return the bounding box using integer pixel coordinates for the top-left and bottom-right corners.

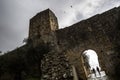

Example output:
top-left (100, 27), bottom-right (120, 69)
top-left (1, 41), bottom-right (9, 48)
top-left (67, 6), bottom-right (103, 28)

top-left (81, 49), bottom-right (107, 79)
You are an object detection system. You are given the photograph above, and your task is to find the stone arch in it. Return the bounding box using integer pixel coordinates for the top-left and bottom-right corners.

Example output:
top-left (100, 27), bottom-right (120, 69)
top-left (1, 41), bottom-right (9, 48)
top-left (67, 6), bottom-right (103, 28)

top-left (80, 49), bottom-right (101, 78)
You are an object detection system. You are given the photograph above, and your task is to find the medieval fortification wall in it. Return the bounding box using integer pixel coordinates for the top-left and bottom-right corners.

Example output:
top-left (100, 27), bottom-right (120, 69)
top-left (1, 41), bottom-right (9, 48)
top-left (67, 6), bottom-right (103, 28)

top-left (1, 6), bottom-right (120, 80)
top-left (28, 6), bottom-right (120, 80)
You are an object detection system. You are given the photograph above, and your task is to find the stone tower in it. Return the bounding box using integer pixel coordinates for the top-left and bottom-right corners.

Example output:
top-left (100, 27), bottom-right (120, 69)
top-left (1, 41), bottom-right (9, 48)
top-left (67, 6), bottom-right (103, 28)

top-left (28, 9), bottom-right (59, 46)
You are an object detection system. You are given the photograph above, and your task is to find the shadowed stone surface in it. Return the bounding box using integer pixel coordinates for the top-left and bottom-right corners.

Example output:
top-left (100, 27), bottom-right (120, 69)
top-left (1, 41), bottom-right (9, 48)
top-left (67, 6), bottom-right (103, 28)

top-left (30, 7), bottom-right (120, 80)
top-left (1, 6), bottom-right (120, 80)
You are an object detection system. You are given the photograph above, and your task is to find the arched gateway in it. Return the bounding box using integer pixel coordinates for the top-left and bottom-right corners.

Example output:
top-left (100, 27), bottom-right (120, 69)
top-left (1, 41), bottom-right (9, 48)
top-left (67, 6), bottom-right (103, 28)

top-left (81, 49), bottom-right (108, 80)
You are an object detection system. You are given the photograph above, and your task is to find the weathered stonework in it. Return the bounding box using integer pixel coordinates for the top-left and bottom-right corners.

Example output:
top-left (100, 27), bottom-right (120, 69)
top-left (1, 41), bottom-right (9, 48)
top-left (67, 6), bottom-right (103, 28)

top-left (29, 7), bottom-right (120, 80)
top-left (1, 6), bottom-right (120, 80)
top-left (28, 9), bottom-right (58, 47)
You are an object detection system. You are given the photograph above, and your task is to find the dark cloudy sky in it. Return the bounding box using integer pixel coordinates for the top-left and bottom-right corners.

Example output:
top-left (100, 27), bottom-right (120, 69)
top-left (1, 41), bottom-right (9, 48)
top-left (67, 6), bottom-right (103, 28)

top-left (0, 0), bottom-right (120, 53)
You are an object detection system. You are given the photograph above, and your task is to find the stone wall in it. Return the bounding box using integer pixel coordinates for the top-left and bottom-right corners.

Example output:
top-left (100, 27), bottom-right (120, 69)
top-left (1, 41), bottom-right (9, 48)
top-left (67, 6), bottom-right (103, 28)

top-left (55, 6), bottom-right (120, 79)
top-left (27, 6), bottom-right (120, 80)
top-left (41, 50), bottom-right (73, 80)
top-left (28, 9), bottom-right (59, 47)
top-left (2, 6), bottom-right (120, 80)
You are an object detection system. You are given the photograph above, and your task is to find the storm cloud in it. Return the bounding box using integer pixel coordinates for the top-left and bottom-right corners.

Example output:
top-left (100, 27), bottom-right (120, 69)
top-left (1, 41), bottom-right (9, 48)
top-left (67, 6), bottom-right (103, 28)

top-left (0, 0), bottom-right (120, 53)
